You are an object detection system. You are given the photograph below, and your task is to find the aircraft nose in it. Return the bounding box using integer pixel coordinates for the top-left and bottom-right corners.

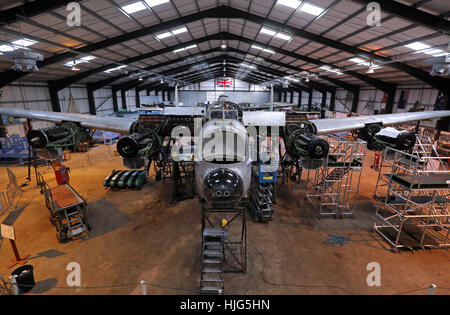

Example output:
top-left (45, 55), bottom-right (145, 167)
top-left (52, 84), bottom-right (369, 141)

top-left (203, 168), bottom-right (243, 205)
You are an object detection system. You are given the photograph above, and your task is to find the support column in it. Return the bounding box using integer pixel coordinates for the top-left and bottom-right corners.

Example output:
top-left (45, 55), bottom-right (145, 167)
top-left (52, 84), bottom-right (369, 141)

top-left (321, 92), bottom-right (327, 119)
top-left (297, 89), bottom-right (302, 108)
top-left (48, 83), bottom-right (61, 112)
top-left (290, 90), bottom-right (294, 104)
top-left (112, 89), bottom-right (118, 112)
top-left (283, 91), bottom-right (287, 103)
top-left (436, 93), bottom-right (450, 137)
top-left (351, 87), bottom-right (360, 114)
top-left (385, 88), bottom-right (396, 114)
top-left (308, 90), bottom-right (313, 111)
top-left (87, 87), bottom-right (96, 115)
top-left (135, 88), bottom-right (141, 108)
top-left (121, 90), bottom-right (127, 110)
top-left (329, 88), bottom-right (336, 112)
top-left (175, 84), bottom-right (179, 106)
top-left (270, 84), bottom-right (274, 111)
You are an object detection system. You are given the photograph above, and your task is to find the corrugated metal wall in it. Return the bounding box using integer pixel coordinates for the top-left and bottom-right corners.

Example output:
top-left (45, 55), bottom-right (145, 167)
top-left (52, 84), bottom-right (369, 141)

top-left (0, 81), bottom-right (444, 116)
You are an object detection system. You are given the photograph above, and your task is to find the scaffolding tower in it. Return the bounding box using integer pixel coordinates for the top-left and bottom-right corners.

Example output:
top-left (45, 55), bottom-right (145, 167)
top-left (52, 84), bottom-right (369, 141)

top-left (373, 136), bottom-right (450, 252)
top-left (306, 135), bottom-right (366, 218)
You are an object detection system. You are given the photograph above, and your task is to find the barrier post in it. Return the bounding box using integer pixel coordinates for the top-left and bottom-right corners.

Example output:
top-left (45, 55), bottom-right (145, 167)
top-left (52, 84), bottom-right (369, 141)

top-left (140, 280), bottom-right (147, 295)
top-left (9, 275), bottom-right (19, 295)
top-left (427, 284), bottom-right (436, 295)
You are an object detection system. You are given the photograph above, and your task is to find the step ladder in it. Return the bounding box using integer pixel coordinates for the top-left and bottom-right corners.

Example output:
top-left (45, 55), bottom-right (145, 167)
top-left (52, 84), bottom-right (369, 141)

top-left (201, 228), bottom-right (224, 295)
top-left (64, 208), bottom-right (86, 238)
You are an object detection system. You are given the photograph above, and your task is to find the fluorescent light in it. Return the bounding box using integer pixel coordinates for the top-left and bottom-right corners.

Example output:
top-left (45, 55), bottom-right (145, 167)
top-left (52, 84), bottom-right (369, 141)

top-left (145, 0), bottom-right (169, 7)
top-left (241, 63), bottom-right (256, 69)
top-left (350, 57), bottom-right (365, 64)
top-left (260, 28), bottom-right (276, 36)
top-left (285, 76), bottom-right (299, 82)
top-left (275, 32), bottom-right (292, 41)
top-left (320, 65), bottom-right (343, 75)
top-left (81, 55), bottom-right (96, 61)
top-left (263, 48), bottom-right (275, 54)
top-left (405, 42), bottom-right (431, 51)
top-left (172, 27), bottom-right (187, 35)
top-left (12, 38), bottom-right (37, 47)
top-left (64, 56), bottom-right (97, 67)
top-left (0, 45), bottom-right (14, 52)
top-left (260, 27), bottom-right (292, 41)
top-left (277, 0), bottom-right (301, 9)
top-left (122, 2), bottom-right (147, 14)
top-left (173, 48), bottom-right (185, 53)
top-left (252, 45), bottom-right (262, 50)
top-left (299, 3), bottom-right (325, 16)
top-left (156, 32), bottom-right (172, 39)
top-left (185, 45), bottom-right (197, 50)
top-left (422, 48), bottom-right (448, 57)
top-left (350, 57), bottom-right (381, 69)
top-left (104, 65), bottom-right (127, 73)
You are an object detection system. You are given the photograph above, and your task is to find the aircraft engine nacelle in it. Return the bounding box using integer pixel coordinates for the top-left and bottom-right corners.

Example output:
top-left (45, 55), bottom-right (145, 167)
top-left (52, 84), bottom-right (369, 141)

top-left (359, 124), bottom-right (416, 151)
top-left (285, 128), bottom-right (330, 159)
top-left (116, 132), bottom-right (158, 158)
top-left (27, 122), bottom-right (89, 150)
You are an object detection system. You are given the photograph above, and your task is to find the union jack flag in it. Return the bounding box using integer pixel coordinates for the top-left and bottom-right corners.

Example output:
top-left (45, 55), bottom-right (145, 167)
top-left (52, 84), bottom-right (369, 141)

top-left (216, 78), bottom-right (233, 87)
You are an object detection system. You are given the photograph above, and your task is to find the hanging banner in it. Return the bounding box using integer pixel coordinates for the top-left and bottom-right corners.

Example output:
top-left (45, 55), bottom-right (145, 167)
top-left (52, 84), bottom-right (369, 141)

top-left (397, 91), bottom-right (408, 109)
top-left (216, 78), bottom-right (233, 88)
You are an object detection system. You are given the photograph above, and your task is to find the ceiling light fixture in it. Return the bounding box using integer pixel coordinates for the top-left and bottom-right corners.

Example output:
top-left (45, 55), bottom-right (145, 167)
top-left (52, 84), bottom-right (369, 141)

top-left (71, 59), bottom-right (80, 71)
top-left (366, 61), bottom-right (375, 73)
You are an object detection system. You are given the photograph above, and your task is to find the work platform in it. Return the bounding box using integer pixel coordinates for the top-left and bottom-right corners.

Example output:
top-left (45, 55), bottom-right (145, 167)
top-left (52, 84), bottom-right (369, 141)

top-left (373, 136), bottom-right (450, 252)
top-left (306, 135), bottom-right (366, 218)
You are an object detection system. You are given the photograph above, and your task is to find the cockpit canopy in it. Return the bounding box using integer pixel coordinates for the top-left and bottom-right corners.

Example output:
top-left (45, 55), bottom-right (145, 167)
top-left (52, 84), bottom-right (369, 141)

top-left (207, 101), bottom-right (240, 120)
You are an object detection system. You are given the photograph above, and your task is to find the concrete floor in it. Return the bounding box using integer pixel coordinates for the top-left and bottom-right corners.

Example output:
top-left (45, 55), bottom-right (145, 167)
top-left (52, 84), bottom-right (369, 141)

top-left (0, 149), bottom-right (449, 295)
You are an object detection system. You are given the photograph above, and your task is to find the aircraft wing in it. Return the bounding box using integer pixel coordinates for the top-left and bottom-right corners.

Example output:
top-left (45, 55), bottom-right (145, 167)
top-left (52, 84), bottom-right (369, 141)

top-left (0, 108), bottom-right (135, 134)
top-left (310, 110), bottom-right (450, 135)
top-left (248, 102), bottom-right (295, 110)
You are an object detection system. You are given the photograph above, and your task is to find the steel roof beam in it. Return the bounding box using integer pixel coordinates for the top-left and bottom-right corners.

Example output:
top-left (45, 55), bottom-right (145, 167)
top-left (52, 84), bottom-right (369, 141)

top-left (349, 0), bottom-right (450, 34)
top-left (0, 0), bottom-right (82, 25)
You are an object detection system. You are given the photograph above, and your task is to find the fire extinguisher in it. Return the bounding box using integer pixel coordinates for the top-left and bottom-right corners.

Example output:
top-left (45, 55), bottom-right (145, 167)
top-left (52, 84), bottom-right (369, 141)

top-left (372, 151), bottom-right (381, 171)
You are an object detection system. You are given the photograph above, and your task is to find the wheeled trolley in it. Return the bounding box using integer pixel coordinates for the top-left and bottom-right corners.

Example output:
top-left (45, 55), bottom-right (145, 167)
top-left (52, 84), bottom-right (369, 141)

top-left (38, 173), bottom-right (90, 242)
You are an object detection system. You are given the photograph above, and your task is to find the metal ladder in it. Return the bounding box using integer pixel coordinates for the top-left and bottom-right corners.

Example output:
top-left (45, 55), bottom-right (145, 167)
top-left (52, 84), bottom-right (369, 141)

top-left (64, 208), bottom-right (86, 238)
top-left (200, 228), bottom-right (224, 295)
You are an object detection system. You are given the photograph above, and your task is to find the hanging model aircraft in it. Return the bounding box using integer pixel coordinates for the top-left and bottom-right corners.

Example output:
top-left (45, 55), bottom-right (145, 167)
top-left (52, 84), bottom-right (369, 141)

top-left (1, 101), bottom-right (449, 209)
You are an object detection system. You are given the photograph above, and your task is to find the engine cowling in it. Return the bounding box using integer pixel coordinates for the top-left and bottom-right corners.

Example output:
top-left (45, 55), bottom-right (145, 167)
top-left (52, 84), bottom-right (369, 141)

top-left (116, 132), bottom-right (158, 158)
top-left (26, 122), bottom-right (89, 150)
top-left (359, 124), bottom-right (416, 151)
top-left (285, 128), bottom-right (329, 159)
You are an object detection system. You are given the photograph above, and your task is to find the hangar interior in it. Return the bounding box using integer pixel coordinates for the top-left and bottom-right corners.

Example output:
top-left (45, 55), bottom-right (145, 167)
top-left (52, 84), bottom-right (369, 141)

top-left (0, 0), bottom-right (449, 295)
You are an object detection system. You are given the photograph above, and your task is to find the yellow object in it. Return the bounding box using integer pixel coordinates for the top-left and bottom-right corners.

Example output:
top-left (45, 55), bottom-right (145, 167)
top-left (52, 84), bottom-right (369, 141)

top-left (222, 219), bottom-right (228, 228)
top-left (263, 176), bottom-right (273, 180)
